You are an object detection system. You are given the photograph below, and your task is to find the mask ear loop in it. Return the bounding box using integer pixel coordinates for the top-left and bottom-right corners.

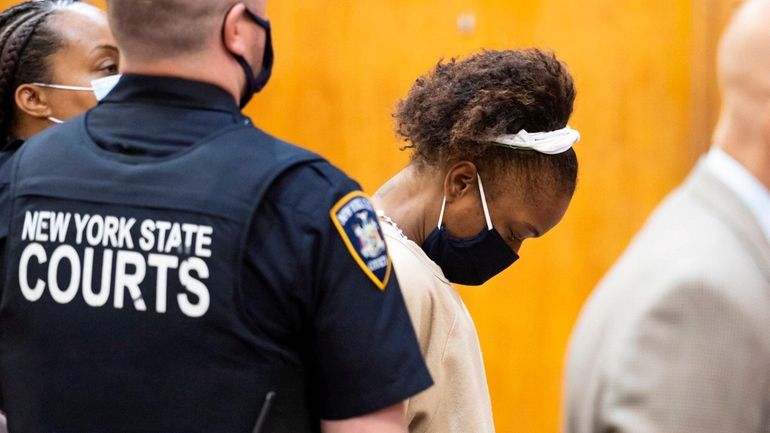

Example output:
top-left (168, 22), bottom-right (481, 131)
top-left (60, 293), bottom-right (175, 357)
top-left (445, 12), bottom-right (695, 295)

top-left (437, 196), bottom-right (447, 229)
top-left (477, 173), bottom-right (493, 230)
top-left (31, 83), bottom-right (93, 92)
top-left (30, 84), bottom-right (90, 125)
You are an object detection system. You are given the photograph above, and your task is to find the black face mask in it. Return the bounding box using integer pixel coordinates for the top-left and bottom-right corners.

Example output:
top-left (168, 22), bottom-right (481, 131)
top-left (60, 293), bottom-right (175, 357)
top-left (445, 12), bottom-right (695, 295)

top-left (421, 174), bottom-right (519, 286)
top-left (224, 4), bottom-right (274, 108)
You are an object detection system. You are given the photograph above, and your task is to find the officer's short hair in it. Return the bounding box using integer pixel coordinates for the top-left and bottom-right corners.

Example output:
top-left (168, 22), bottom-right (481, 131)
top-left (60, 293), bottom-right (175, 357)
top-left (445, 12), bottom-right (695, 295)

top-left (106, 0), bottom-right (230, 60)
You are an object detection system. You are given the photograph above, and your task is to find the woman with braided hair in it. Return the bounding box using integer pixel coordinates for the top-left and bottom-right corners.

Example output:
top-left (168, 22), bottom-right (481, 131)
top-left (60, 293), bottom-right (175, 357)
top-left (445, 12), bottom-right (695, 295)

top-left (0, 2), bottom-right (116, 430)
top-left (372, 49), bottom-right (580, 433)
top-left (0, 0), bottom-right (118, 151)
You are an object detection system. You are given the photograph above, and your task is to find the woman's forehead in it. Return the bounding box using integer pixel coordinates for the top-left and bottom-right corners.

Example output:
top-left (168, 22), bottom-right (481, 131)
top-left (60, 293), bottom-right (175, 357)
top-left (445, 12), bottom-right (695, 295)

top-left (49, 4), bottom-right (112, 47)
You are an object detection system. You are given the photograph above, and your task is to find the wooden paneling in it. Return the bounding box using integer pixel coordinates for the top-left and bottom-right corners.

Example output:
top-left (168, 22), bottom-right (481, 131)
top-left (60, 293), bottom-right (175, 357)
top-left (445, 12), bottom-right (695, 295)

top-left (255, 3), bottom-right (697, 432)
top-left (0, 0), bottom-right (736, 431)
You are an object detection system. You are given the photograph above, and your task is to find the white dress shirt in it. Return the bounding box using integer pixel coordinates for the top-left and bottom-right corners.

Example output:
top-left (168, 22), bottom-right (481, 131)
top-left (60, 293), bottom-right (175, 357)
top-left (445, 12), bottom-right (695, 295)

top-left (703, 147), bottom-right (770, 241)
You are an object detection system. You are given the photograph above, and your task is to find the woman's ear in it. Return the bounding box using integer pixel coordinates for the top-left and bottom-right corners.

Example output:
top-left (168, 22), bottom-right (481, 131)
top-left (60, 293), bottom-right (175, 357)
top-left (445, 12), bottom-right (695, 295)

top-left (443, 161), bottom-right (478, 202)
top-left (15, 84), bottom-right (52, 119)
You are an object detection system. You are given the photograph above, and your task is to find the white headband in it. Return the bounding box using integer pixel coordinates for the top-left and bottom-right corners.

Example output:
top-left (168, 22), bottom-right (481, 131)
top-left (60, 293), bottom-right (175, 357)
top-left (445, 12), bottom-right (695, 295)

top-left (491, 126), bottom-right (580, 155)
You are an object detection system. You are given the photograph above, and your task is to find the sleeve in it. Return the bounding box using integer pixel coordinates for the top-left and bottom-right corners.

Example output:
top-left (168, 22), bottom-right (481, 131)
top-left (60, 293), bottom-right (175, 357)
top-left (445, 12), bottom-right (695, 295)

top-left (269, 162), bottom-right (433, 420)
top-left (391, 239), bottom-right (495, 433)
top-left (383, 237), bottom-right (450, 431)
top-left (602, 280), bottom-right (769, 433)
top-left (385, 236), bottom-right (438, 354)
top-left (385, 238), bottom-right (442, 430)
top-left (401, 288), bottom-right (448, 433)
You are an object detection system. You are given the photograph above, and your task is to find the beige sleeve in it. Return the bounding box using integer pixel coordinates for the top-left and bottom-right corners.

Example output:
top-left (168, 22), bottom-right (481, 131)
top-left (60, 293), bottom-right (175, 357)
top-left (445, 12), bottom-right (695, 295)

top-left (603, 281), bottom-right (770, 433)
top-left (387, 235), bottom-right (494, 433)
top-left (399, 272), bottom-right (451, 432)
top-left (387, 242), bottom-right (452, 433)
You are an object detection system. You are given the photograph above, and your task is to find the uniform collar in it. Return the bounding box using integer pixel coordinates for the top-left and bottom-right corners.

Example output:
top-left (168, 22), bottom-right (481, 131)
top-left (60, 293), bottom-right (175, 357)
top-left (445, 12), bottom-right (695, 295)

top-left (101, 74), bottom-right (240, 114)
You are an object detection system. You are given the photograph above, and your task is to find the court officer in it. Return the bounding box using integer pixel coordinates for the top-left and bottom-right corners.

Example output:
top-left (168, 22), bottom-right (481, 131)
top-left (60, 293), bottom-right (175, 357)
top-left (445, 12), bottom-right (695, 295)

top-left (0, 1), bottom-right (432, 432)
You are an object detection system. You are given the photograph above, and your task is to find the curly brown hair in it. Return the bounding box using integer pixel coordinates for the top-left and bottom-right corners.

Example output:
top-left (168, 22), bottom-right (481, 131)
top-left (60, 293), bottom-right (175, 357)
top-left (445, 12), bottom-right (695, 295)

top-left (395, 49), bottom-right (578, 198)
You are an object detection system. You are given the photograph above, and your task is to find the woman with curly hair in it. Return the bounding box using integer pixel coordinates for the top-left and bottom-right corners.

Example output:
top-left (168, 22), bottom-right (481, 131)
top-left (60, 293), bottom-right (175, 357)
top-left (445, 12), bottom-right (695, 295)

top-left (0, 0), bottom-right (119, 151)
top-left (373, 49), bottom-right (580, 432)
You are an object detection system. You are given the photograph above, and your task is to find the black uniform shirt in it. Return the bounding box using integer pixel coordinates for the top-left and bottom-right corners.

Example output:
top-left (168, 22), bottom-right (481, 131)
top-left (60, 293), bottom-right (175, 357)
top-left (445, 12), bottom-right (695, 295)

top-left (0, 75), bottom-right (431, 431)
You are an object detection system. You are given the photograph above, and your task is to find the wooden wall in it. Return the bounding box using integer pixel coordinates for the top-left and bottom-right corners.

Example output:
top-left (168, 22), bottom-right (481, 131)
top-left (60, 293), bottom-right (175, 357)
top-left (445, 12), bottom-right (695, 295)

top-left (0, 0), bottom-right (736, 431)
top-left (253, 2), bottom-right (733, 432)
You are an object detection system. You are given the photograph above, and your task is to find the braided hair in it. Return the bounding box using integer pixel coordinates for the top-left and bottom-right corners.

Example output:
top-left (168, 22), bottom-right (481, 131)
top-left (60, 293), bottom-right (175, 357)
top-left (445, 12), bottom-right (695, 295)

top-left (0, 0), bottom-right (77, 146)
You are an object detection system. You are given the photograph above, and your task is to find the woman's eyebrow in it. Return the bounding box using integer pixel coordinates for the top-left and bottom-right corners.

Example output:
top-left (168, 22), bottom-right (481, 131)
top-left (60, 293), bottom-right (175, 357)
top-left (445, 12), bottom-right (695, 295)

top-left (90, 44), bottom-right (119, 55)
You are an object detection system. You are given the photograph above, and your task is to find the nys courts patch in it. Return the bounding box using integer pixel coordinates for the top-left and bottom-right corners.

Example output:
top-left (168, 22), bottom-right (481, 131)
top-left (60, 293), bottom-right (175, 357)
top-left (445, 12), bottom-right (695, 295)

top-left (330, 192), bottom-right (392, 290)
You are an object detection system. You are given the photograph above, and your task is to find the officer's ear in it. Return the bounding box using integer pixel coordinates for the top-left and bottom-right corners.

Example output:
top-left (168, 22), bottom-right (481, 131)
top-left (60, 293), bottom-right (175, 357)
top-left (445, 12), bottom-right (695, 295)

top-left (222, 4), bottom-right (252, 58)
top-left (443, 161), bottom-right (478, 203)
top-left (15, 84), bottom-right (53, 119)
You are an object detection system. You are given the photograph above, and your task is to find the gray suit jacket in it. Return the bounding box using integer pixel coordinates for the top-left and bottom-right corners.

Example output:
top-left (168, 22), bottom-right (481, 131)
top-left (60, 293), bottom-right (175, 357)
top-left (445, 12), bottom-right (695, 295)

top-left (564, 161), bottom-right (770, 433)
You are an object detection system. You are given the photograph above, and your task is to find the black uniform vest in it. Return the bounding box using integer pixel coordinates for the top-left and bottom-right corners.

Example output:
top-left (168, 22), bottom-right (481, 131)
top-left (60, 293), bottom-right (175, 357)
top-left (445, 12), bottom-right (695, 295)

top-left (0, 117), bottom-right (323, 433)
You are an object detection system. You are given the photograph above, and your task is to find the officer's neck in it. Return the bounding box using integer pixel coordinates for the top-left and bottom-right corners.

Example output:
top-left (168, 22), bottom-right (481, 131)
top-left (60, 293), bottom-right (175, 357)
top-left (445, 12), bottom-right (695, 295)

top-left (120, 52), bottom-right (243, 107)
top-left (372, 163), bottom-right (444, 246)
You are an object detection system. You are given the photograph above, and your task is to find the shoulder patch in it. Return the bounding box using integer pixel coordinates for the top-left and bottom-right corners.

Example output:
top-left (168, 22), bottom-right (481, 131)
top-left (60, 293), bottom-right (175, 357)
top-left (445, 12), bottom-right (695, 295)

top-left (330, 191), bottom-right (392, 290)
